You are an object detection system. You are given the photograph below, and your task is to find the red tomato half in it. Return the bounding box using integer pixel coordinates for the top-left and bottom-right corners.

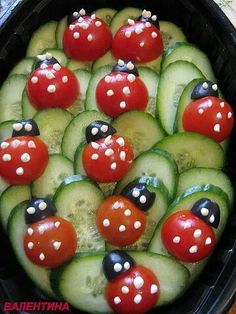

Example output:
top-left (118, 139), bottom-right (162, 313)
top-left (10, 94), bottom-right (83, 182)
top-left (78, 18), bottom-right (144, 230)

top-left (24, 216), bottom-right (77, 268)
top-left (0, 136), bottom-right (48, 185)
top-left (26, 64), bottom-right (79, 110)
top-left (63, 16), bottom-right (112, 61)
top-left (96, 72), bottom-right (148, 118)
top-left (96, 195), bottom-right (146, 247)
top-left (106, 265), bottom-right (160, 314)
top-left (82, 135), bottom-right (134, 183)
top-left (112, 21), bottom-right (163, 63)
top-left (182, 96), bottom-right (234, 142)
top-left (161, 210), bottom-right (215, 263)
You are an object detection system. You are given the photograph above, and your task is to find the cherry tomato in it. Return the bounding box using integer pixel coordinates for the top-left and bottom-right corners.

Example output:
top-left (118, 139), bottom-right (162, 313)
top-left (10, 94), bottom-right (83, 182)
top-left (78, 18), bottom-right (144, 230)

top-left (82, 135), bottom-right (134, 183)
top-left (161, 210), bottom-right (215, 263)
top-left (0, 136), bottom-right (48, 185)
top-left (112, 21), bottom-right (163, 63)
top-left (26, 64), bottom-right (79, 110)
top-left (182, 96), bottom-right (234, 142)
top-left (63, 16), bottom-right (112, 61)
top-left (106, 265), bottom-right (160, 314)
top-left (24, 216), bottom-right (77, 268)
top-left (96, 72), bottom-right (148, 118)
top-left (96, 195), bottom-right (146, 247)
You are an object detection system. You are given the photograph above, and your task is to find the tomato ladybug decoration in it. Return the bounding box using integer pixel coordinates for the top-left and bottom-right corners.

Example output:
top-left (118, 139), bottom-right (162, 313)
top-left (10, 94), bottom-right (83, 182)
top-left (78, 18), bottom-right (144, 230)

top-left (103, 250), bottom-right (160, 314)
top-left (82, 121), bottom-right (134, 183)
top-left (112, 9), bottom-right (164, 63)
top-left (26, 53), bottom-right (79, 110)
top-left (161, 198), bottom-right (220, 263)
top-left (23, 198), bottom-right (77, 268)
top-left (0, 119), bottom-right (48, 185)
top-left (182, 80), bottom-right (234, 142)
top-left (63, 9), bottom-right (112, 61)
top-left (96, 60), bottom-right (149, 118)
top-left (96, 180), bottom-right (156, 247)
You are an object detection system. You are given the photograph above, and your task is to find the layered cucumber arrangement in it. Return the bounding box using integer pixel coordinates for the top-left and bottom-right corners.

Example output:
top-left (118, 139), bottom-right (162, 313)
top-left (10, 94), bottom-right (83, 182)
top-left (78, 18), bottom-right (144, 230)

top-left (0, 6), bottom-right (234, 314)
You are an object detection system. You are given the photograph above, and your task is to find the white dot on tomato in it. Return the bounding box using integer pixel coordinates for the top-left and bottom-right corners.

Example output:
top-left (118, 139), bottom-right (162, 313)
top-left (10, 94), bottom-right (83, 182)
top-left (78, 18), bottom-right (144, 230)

top-left (103, 219), bottom-right (110, 227)
top-left (134, 221), bottom-right (141, 229)
top-left (134, 294), bottom-right (142, 304)
top-left (114, 263), bottom-right (122, 272)
top-left (150, 284), bottom-right (158, 294)
top-left (121, 286), bottom-right (129, 294)
top-left (133, 276), bottom-right (144, 289)
top-left (114, 296), bottom-right (121, 304)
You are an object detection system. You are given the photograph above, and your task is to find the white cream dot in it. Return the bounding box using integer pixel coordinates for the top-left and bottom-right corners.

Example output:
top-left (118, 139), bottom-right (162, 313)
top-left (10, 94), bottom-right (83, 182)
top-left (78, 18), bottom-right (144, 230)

top-left (12, 139), bottom-right (21, 147)
top-left (205, 237), bottom-right (212, 245)
top-left (40, 63), bottom-right (48, 69)
top-left (209, 215), bottom-right (215, 223)
top-left (38, 225), bottom-right (45, 235)
top-left (128, 18), bottom-right (135, 25)
top-left (119, 225), bottom-right (126, 232)
top-left (216, 112), bottom-right (222, 119)
top-left (69, 24), bottom-right (75, 30)
top-left (189, 245), bottom-right (198, 253)
top-left (101, 125), bottom-right (109, 132)
top-left (73, 11), bottom-right (79, 17)
top-left (114, 296), bottom-right (121, 304)
top-left (46, 71), bottom-right (55, 80)
top-left (91, 153), bottom-right (99, 160)
top-left (194, 229), bottom-right (202, 238)
top-left (25, 123), bottom-right (32, 132)
top-left (124, 209), bottom-right (131, 216)
top-left (111, 162), bottom-right (117, 170)
top-left (16, 167), bottom-right (24, 176)
top-left (27, 207), bottom-right (35, 215)
top-left (125, 30), bottom-right (132, 38)
top-left (47, 85), bottom-right (56, 93)
top-left (121, 286), bottom-right (129, 294)
top-left (198, 108), bottom-right (204, 115)
top-left (31, 76), bottom-right (38, 84)
top-left (27, 228), bottom-right (34, 236)
top-left (213, 124), bottom-right (220, 133)
top-left (105, 75), bottom-right (112, 83)
top-left (212, 84), bottom-right (218, 91)
top-left (116, 137), bottom-right (125, 146)
top-left (114, 263), bottom-right (122, 272)
top-left (228, 112), bottom-right (233, 119)
top-left (107, 89), bottom-right (114, 96)
top-left (27, 242), bottom-right (34, 249)
top-left (39, 253), bottom-right (45, 261)
top-left (152, 32), bottom-right (158, 38)
top-left (184, 221), bottom-right (192, 229)
top-left (2, 154), bottom-right (11, 161)
top-left (152, 15), bottom-right (157, 21)
top-left (87, 34), bottom-right (93, 41)
top-left (116, 74), bottom-right (123, 81)
top-left (173, 236), bottom-right (181, 244)
top-left (208, 99), bottom-right (213, 107)
top-left (120, 101), bottom-right (126, 109)
top-left (105, 148), bottom-right (114, 156)
top-left (62, 76), bottom-right (68, 83)
top-left (37, 54), bottom-right (46, 61)
top-left (91, 127), bottom-right (99, 135)
top-left (79, 8), bottom-right (86, 15)
top-left (91, 13), bottom-right (96, 19)
top-left (73, 32), bottom-right (80, 39)
top-left (202, 82), bottom-right (208, 89)
top-left (134, 294), bottom-right (142, 304)
top-left (28, 140), bottom-right (36, 148)
top-left (120, 151), bottom-right (126, 161)
top-left (150, 284), bottom-right (158, 294)
top-left (132, 190), bottom-right (140, 198)
top-left (134, 221), bottom-right (142, 229)
top-left (135, 27), bottom-right (143, 34)
top-left (113, 201), bottom-right (121, 209)
top-left (91, 142), bottom-right (99, 149)
top-left (53, 63), bottom-right (61, 71)
top-left (95, 21), bottom-right (102, 27)
top-left (104, 135), bottom-right (112, 145)
top-left (118, 59), bottom-right (125, 66)
top-left (122, 86), bottom-right (131, 95)
top-left (127, 74), bottom-right (136, 83)
top-left (140, 42), bottom-right (145, 47)
top-left (220, 102), bottom-right (225, 108)
top-left (127, 62), bottom-right (134, 70)
top-left (103, 219), bottom-right (110, 227)
top-left (13, 123), bottom-right (23, 131)
top-left (21, 153), bottom-right (30, 163)
top-left (133, 276), bottom-right (144, 289)
top-left (1, 142), bottom-right (9, 149)
top-left (80, 22), bottom-right (89, 30)
top-left (201, 207), bottom-right (209, 216)
top-left (145, 22), bottom-right (151, 28)
top-left (140, 195), bottom-right (147, 204)
top-left (53, 241), bottom-right (62, 250)
top-left (39, 201), bottom-right (47, 210)
top-left (124, 262), bottom-right (130, 270)
top-left (55, 221), bottom-right (60, 228)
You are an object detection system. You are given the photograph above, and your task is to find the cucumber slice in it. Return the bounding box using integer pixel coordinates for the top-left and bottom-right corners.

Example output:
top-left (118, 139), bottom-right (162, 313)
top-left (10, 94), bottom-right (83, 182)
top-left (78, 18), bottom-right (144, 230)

top-left (115, 148), bottom-right (178, 199)
top-left (56, 16), bottom-right (67, 49)
top-left (9, 57), bottom-right (34, 76)
top-left (21, 89), bottom-right (37, 119)
top-left (31, 154), bottom-right (74, 198)
top-left (67, 69), bottom-right (91, 116)
top-left (110, 7), bottom-right (142, 34)
top-left (109, 176), bottom-right (169, 251)
top-left (8, 202), bottom-right (54, 297)
top-left (66, 59), bottom-right (92, 71)
top-left (40, 48), bottom-right (68, 66)
top-left (0, 185), bottom-right (31, 230)
top-left (85, 65), bottom-right (112, 111)
top-left (62, 110), bottom-right (110, 160)
top-left (159, 21), bottom-right (187, 50)
top-left (155, 132), bottom-right (224, 173)
top-left (162, 43), bottom-right (215, 80)
top-left (0, 120), bottom-right (15, 142)
top-left (177, 167), bottom-right (234, 209)
top-left (157, 61), bottom-right (204, 134)
top-left (175, 78), bottom-right (204, 132)
top-left (26, 21), bottom-right (57, 57)
top-left (33, 108), bottom-right (73, 154)
top-left (53, 175), bottom-right (105, 252)
top-left (0, 74), bottom-right (27, 123)
top-left (149, 185), bottom-right (229, 282)
top-left (93, 8), bottom-right (117, 25)
top-left (112, 111), bottom-right (165, 157)
top-left (0, 177), bottom-right (9, 197)
top-left (51, 251), bottom-right (189, 312)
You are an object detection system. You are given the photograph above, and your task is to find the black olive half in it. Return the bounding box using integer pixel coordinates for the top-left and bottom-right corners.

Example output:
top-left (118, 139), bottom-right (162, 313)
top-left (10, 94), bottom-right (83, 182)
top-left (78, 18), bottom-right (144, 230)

top-left (112, 60), bottom-right (139, 76)
top-left (191, 80), bottom-right (219, 100)
top-left (25, 198), bottom-right (57, 224)
top-left (85, 121), bottom-right (116, 143)
top-left (191, 198), bottom-right (220, 228)
top-left (12, 119), bottom-right (40, 137)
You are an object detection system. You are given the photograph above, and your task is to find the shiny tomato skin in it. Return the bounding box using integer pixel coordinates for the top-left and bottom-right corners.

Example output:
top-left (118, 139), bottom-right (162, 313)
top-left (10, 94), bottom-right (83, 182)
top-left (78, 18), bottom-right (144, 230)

top-left (82, 135), bottom-right (134, 183)
top-left (182, 96), bottom-right (234, 142)
top-left (112, 21), bottom-right (163, 63)
top-left (26, 65), bottom-right (79, 110)
top-left (106, 265), bottom-right (160, 314)
top-left (96, 72), bottom-right (148, 118)
top-left (63, 16), bottom-right (112, 61)
top-left (161, 210), bottom-right (215, 263)
top-left (24, 216), bottom-right (77, 268)
top-left (0, 136), bottom-right (48, 185)
top-left (96, 195), bottom-right (146, 247)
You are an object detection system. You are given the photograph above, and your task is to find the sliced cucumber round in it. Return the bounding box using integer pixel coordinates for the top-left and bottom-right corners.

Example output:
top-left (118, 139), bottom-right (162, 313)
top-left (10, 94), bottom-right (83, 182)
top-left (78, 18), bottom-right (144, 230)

top-left (115, 148), bottom-right (178, 199)
top-left (149, 184), bottom-right (229, 283)
top-left (112, 110), bottom-right (165, 157)
top-left (53, 175), bottom-right (105, 253)
top-left (33, 108), bottom-right (73, 154)
top-left (155, 132), bottom-right (225, 173)
top-left (40, 48), bottom-right (68, 66)
top-left (93, 8), bottom-right (117, 25)
top-left (66, 59), bottom-right (92, 71)
top-left (0, 185), bottom-right (31, 230)
top-left (21, 89), bottom-right (37, 119)
top-left (62, 110), bottom-right (110, 161)
top-left (159, 21), bottom-right (187, 50)
top-left (9, 57), bottom-right (34, 76)
top-left (55, 16), bottom-right (67, 49)
top-left (0, 120), bottom-right (15, 142)
top-left (110, 7), bottom-right (142, 34)
top-left (31, 154), bottom-right (74, 198)
top-left (0, 177), bottom-right (9, 197)
top-left (157, 60), bottom-right (204, 134)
